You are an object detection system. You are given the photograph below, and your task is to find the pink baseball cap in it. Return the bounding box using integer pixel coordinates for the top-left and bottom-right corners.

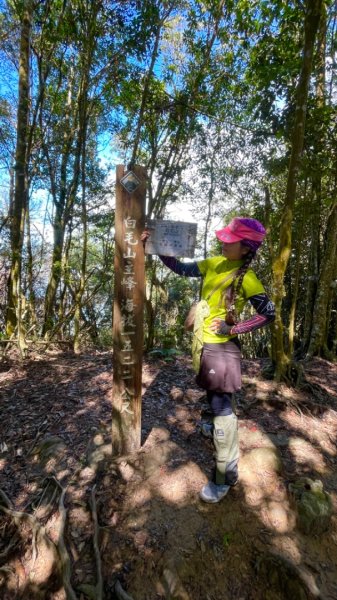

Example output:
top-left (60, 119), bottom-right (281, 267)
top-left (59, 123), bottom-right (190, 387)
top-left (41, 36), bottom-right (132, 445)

top-left (216, 217), bottom-right (266, 250)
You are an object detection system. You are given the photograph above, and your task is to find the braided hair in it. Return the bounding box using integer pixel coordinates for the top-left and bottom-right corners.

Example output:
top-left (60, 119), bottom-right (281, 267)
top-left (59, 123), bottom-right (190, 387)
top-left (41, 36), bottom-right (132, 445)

top-left (224, 249), bottom-right (256, 325)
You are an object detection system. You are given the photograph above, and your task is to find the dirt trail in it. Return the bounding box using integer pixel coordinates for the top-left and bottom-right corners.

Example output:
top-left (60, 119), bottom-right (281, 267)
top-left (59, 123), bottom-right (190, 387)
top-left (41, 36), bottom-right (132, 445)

top-left (0, 351), bottom-right (337, 599)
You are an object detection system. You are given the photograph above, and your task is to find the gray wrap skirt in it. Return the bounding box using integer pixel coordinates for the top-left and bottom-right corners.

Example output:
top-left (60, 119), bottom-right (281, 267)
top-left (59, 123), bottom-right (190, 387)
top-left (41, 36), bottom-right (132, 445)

top-left (196, 341), bottom-right (242, 393)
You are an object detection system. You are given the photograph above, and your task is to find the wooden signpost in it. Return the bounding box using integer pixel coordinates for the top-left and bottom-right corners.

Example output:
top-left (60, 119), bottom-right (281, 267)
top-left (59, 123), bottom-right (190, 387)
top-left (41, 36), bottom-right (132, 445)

top-left (112, 165), bottom-right (146, 455)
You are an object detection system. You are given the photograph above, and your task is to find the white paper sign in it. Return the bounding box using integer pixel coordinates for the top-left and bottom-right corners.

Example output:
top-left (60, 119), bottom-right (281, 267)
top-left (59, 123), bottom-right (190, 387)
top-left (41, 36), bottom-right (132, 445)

top-left (145, 219), bottom-right (197, 258)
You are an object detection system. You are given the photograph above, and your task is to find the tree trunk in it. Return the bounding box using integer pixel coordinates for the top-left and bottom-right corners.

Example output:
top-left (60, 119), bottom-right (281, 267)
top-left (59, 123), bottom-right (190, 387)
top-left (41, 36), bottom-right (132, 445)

top-left (302, 2), bottom-right (326, 353)
top-left (144, 296), bottom-right (156, 351)
top-left (271, 0), bottom-right (322, 381)
top-left (42, 67), bottom-right (79, 337)
top-left (325, 249), bottom-right (337, 357)
top-left (25, 202), bottom-right (37, 333)
top-left (302, 183), bottom-right (321, 351)
top-left (57, 225), bottom-right (72, 338)
top-left (307, 202), bottom-right (337, 357)
top-left (203, 150), bottom-right (215, 260)
top-left (6, 1), bottom-right (31, 356)
top-left (144, 259), bottom-right (158, 352)
top-left (42, 204), bottom-right (65, 337)
top-left (73, 139), bottom-right (88, 354)
top-left (331, 251), bottom-right (337, 357)
top-left (288, 204), bottom-right (305, 357)
top-left (73, 5), bottom-right (97, 352)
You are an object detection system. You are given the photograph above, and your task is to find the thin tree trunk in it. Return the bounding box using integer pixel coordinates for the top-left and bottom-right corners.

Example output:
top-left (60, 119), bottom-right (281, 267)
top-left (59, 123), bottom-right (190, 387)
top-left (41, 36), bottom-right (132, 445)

top-left (144, 260), bottom-right (159, 352)
top-left (144, 296), bottom-right (156, 351)
top-left (43, 203), bottom-right (66, 337)
top-left (288, 202), bottom-right (305, 357)
top-left (302, 2), bottom-right (326, 353)
top-left (58, 224), bottom-right (72, 338)
top-left (72, 4), bottom-right (97, 351)
top-left (330, 251), bottom-right (337, 357)
top-left (332, 314), bottom-right (337, 357)
top-left (42, 68), bottom-right (76, 337)
top-left (302, 183), bottom-right (320, 351)
top-left (264, 185), bottom-right (274, 265)
top-left (6, 2), bottom-right (32, 357)
top-left (308, 202), bottom-right (337, 356)
top-left (146, 1), bottom-right (225, 218)
top-left (25, 201), bottom-right (37, 332)
top-left (129, 1), bottom-right (184, 166)
top-left (325, 248), bottom-right (337, 357)
top-left (73, 139), bottom-right (88, 354)
top-left (271, 0), bottom-right (322, 381)
top-left (203, 151), bottom-right (215, 260)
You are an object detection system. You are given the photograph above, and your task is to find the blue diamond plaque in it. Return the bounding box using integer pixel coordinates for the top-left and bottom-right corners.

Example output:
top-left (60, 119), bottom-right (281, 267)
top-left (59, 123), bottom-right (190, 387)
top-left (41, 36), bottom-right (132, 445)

top-left (120, 171), bottom-right (141, 194)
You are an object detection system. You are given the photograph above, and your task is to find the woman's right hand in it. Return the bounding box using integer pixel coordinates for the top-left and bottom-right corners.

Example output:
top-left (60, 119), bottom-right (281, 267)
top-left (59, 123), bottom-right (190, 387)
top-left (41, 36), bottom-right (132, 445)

top-left (141, 229), bottom-right (152, 250)
top-left (140, 230), bottom-right (150, 243)
top-left (210, 318), bottom-right (233, 335)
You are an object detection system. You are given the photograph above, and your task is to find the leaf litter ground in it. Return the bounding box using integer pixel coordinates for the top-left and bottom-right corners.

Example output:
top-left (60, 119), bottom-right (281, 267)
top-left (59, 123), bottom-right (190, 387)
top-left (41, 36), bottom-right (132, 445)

top-left (0, 350), bottom-right (337, 599)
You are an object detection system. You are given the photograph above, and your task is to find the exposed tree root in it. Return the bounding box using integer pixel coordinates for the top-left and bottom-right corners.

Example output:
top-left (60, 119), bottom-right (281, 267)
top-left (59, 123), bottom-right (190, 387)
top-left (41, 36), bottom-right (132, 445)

top-left (0, 478), bottom-right (112, 599)
top-left (0, 493), bottom-right (54, 562)
top-left (299, 380), bottom-right (331, 406)
top-left (115, 579), bottom-right (135, 600)
top-left (0, 531), bottom-right (21, 562)
top-left (2, 454), bottom-right (155, 600)
top-left (255, 550), bottom-right (322, 599)
top-left (0, 484), bottom-right (79, 600)
top-left (0, 489), bottom-right (59, 588)
top-left (90, 485), bottom-right (103, 600)
top-left (32, 476), bottom-right (61, 519)
top-left (0, 566), bottom-right (15, 576)
top-left (53, 481), bottom-right (78, 600)
top-left (0, 489), bottom-right (13, 510)
top-left (287, 397), bottom-right (304, 417)
top-left (278, 361), bottom-right (305, 387)
top-left (0, 565), bottom-right (17, 589)
top-left (27, 419), bottom-right (62, 456)
top-left (261, 357), bottom-right (334, 415)
top-left (263, 359), bottom-right (305, 387)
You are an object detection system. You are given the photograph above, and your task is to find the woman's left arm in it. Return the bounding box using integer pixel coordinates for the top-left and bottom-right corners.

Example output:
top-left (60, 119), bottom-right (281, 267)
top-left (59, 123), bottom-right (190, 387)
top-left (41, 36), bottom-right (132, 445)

top-left (230, 293), bottom-right (275, 335)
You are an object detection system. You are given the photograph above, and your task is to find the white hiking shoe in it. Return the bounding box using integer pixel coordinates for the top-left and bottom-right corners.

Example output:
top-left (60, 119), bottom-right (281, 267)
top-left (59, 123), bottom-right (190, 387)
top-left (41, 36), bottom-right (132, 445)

top-left (199, 481), bottom-right (230, 503)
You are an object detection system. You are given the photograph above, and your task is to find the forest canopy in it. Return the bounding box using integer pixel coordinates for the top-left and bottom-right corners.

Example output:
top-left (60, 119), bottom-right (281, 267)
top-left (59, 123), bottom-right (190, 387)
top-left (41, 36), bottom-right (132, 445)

top-left (0, 0), bottom-right (336, 380)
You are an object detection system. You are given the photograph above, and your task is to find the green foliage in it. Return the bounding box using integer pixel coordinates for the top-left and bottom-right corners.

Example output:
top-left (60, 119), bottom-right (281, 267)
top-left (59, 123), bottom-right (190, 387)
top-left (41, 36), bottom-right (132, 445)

top-left (222, 532), bottom-right (232, 548)
top-left (96, 327), bottom-right (113, 349)
top-left (148, 347), bottom-right (183, 362)
top-left (0, 0), bottom-right (336, 362)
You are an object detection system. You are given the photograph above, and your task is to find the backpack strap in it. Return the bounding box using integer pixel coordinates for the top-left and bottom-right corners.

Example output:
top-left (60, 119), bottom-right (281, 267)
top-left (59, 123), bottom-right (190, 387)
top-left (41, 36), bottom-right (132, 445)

top-left (205, 270), bottom-right (238, 302)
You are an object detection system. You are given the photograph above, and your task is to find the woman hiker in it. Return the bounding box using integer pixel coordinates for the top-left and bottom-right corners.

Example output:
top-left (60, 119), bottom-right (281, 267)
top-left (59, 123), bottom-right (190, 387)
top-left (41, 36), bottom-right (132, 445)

top-left (142, 217), bottom-right (275, 504)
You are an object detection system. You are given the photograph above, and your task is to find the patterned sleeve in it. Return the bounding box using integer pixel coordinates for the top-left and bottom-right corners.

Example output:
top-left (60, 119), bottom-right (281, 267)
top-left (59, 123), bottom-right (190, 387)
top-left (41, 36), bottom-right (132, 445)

top-left (159, 256), bottom-right (202, 277)
top-left (230, 293), bottom-right (275, 335)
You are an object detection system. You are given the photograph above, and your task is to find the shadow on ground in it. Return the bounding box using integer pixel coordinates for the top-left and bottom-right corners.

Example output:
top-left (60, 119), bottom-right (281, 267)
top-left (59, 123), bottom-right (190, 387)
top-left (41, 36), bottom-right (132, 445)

top-left (0, 351), bottom-right (337, 599)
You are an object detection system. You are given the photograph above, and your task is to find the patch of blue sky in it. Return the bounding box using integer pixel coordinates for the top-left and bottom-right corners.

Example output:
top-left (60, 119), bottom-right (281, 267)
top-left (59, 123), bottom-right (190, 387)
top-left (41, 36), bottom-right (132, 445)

top-left (97, 130), bottom-right (121, 168)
